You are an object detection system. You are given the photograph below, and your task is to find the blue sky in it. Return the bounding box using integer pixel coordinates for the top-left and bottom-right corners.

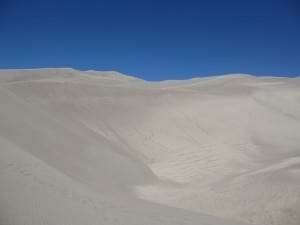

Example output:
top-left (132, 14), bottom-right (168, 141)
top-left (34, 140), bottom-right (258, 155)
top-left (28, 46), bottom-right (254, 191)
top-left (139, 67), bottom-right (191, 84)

top-left (0, 0), bottom-right (299, 80)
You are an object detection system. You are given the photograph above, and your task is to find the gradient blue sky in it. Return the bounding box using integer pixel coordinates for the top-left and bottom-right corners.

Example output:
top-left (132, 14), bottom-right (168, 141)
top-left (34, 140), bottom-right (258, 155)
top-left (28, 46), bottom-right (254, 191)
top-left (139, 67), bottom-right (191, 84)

top-left (0, 0), bottom-right (299, 80)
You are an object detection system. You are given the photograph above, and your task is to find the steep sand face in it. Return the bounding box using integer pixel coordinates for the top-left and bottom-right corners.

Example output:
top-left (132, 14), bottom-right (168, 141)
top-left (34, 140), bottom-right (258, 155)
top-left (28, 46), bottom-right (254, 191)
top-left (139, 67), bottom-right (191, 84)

top-left (0, 68), bottom-right (299, 225)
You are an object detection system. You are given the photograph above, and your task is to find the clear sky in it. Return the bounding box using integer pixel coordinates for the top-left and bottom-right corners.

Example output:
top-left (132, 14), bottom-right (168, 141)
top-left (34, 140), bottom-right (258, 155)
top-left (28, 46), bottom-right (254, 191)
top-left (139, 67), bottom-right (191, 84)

top-left (0, 0), bottom-right (299, 80)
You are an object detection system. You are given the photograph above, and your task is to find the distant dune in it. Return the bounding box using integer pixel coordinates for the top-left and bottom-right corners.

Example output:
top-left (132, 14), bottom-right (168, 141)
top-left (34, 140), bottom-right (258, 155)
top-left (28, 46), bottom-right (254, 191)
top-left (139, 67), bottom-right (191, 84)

top-left (0, 68), bottom-right (299, 225)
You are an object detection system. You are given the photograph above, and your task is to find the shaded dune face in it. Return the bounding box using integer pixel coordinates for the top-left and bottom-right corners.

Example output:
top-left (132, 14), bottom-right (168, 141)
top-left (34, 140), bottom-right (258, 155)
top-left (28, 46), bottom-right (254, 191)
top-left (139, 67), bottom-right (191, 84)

top-left (0, 68), bottom-right (299, 225)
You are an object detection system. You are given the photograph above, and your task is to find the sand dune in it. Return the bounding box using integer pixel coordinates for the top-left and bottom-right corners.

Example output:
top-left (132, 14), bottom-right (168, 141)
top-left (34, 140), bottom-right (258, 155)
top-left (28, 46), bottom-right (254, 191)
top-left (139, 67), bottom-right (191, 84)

top-left (0, 68), bottom-right (299, 225)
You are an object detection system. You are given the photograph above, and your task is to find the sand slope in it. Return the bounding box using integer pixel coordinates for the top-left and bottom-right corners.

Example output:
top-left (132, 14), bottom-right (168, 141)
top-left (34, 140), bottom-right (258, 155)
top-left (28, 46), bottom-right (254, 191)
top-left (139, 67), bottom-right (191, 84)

top-left (0, 68), bottom-right (299, 225)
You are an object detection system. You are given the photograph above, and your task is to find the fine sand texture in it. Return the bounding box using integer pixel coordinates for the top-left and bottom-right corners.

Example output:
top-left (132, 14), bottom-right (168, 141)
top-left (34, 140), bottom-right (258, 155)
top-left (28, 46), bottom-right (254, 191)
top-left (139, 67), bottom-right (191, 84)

top-left (0, 68), bottom-right (299, 225)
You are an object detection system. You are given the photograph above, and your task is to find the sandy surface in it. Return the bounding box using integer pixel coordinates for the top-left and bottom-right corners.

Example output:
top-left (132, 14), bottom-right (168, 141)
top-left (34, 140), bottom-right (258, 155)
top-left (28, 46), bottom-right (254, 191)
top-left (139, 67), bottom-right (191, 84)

top-left (0, 68), bottom-right (299, 225)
